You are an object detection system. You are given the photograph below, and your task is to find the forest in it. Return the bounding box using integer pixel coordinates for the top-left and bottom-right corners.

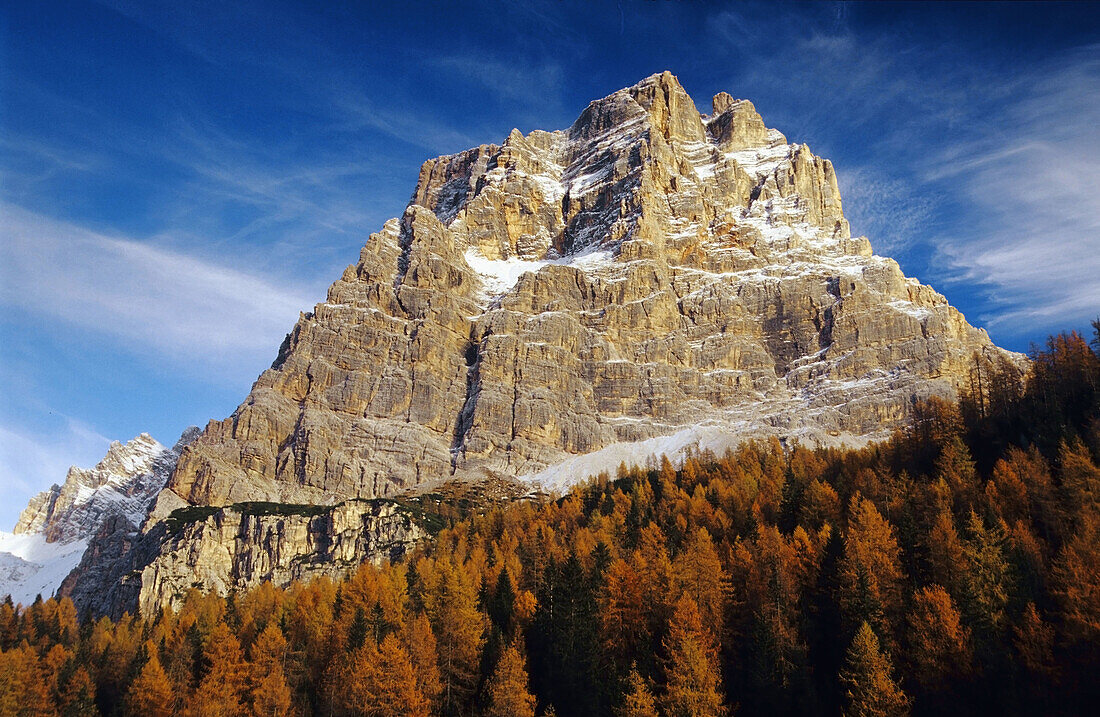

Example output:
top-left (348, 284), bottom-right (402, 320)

top-left (1, 326), bottom-right (1099, 717)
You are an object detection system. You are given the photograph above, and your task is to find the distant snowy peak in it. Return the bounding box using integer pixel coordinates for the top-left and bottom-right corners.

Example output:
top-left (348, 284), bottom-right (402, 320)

top-left (1, 427), bottom-right (198, 606)
top-left (13, 428), bottom-right (198, 543)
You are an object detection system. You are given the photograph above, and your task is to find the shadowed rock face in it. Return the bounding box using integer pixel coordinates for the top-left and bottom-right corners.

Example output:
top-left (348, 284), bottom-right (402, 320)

top-left (159, 70), bottom-right (1018, 507)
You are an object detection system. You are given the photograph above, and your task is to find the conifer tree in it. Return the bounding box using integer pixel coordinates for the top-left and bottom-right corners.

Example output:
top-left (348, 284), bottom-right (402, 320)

top-left (425, 558), bottom-right (483, 715)
top-left (601, 558), bottom-right (649, 676)
top-left (247, 623), bottom-right (292, 717)
top-left (59, 667), bottom-right (97, 717)
top-left (936, 435), bottom-right (978, 512)
top-left (907, 585), bottom-right (971, 690)
top-left (925, 509), bottom-right (965, 597)
top-left (840, 622), bottom-right (908, 717)
top-left (188, 621), bottom-right (248, 717)
top-left (1051, 512), bottom-right (1100, 643)
top-left (338, 634), bottom-right (429, 717)
top-left (618, 666), bottom-right (658, 717)
top-left (404, 613), bottom-right (443, 710)
top-left (0, 642), bottom-right (55, 717)
top-left (485, 643), bottom-right (537, 717)
top-left (673, 527), bottom-right (728, 632)
top-left (126, 645), bottom-right (175, 717)
top-left (661, 595), bottom-right (727, 717)
top-left (1013, 603), bottom-right (1056, 678)
top-left (838, 497), bottom-right (905, 641)
top-left (961, 512), bottom-right (1011, 641)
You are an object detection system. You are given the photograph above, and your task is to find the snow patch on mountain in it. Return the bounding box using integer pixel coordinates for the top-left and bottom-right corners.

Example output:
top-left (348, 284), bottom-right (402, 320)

top-left (0, 531), bottom-right (87, 607)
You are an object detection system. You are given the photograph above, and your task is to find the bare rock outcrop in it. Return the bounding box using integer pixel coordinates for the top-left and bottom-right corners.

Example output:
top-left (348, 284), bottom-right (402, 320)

top-left (63, 72), bottom-right (1024, 615)
top-left (61, 499), bottom-right (426, 619)
top-left (159, 71), bottom-right (1017, 507)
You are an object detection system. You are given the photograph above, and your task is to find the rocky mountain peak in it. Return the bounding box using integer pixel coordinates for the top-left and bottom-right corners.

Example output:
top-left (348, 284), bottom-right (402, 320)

top-left (150, 72), bottom-right (1021, 516)
top-left (51, 72), bottom-right (1030, 617)
top-left (14, 428), bottom-right (197, 543)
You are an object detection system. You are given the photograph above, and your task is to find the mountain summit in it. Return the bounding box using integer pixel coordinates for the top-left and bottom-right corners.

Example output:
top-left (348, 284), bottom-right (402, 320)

top-left (162, 71), bottom-right (1015, 508)
top-left (51, 72), bottom-right (1020, 615)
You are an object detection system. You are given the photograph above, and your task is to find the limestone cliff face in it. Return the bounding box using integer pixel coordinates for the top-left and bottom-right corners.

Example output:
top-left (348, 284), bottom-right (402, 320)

top-left (60, 499), bottom-right (425, 619)
top-left (158, 71), bottom-right (1015, 506)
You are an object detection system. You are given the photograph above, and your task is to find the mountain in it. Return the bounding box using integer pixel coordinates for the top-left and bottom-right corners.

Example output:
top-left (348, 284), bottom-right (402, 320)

top-left (0, 429), bottom-right (196, 606)
top-left (60, 72), bottom-right (1021, 616)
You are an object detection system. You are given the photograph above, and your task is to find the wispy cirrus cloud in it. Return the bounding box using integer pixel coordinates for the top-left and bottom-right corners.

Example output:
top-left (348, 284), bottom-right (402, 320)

top-left (0, 204), bottom-right (316, 372)
top-left (927, 46), bottom-right (1100, 335)
top-left (432, 55), bottom-right (566, 116)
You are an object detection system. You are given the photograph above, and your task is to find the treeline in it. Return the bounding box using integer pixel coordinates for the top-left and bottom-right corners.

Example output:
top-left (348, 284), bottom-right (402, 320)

top-left (1, 327), bottom-right (1099, 717)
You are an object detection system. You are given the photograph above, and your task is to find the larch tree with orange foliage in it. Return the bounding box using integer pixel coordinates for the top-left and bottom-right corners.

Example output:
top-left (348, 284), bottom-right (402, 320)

top-left (484, 642), bottom-right (537, 717)
top-left (840, 622), bottom-right (909, 717)
top-left (906, 585), bottom-right (971, 691)
top-left (673, 527), bottom-right (728, 632)
top-left (425, 558), bottom-right (484, 714)
top-left (1013, 603), bottom-right (1056, 680)
top-left (618, 666), bottom-right (658, 717)
top-left (600, 557), bottom-right (650, 677)
top-left (661, 595), bottom-right (727, 717)
top-left (58, 666), bottom-right (96, 717)
top-left (126, 646), bottom-right (175, 717)
top-left (0, 642), bottom-right (54, 717)
top-left (337, 634), bottom-right (429, 717)
top-left (403, 613), bottom-right (443, 710)
top-left (187, 621), bottom-right (248, 717)
top-left (247, 623), bottom-right (292, 717)
top-left (1051, 510), bottom-right (1100, 644)
top-left (838, 496), bottom-right (905, 642)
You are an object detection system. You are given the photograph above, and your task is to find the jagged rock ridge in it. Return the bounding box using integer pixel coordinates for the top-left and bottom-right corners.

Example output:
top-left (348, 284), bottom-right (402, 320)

top-left (16, 430), bottom-right (198, 543)
top-left (0, 429), bottom-right (197, 606)
top-left (159, 71), bottom-right (1017, 508)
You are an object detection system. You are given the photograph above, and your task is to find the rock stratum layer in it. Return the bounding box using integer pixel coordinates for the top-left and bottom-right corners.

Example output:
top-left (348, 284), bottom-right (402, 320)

top-left (162, 71), bottom-right (1015, 507)
top-left (56, 72), bottom-right (1020, 615)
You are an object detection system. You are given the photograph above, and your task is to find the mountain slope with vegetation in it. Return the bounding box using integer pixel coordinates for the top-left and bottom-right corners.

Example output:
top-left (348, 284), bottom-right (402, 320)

top-left (1, 326), bottom-right (1097, 716)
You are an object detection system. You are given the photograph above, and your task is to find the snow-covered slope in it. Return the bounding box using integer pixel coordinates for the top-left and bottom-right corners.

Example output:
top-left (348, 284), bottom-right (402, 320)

top-left (0, 532), bottom-right (87, 607)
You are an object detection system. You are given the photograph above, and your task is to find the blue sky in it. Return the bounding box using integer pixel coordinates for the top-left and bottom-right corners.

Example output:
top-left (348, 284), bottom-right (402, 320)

top-left (2, 0), bottom-right (1099, 528)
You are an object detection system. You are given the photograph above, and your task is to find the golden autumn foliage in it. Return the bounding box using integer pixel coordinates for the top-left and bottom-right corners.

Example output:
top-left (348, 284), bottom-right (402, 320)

top-left (126, 648), bottom-right (175, 717)
top-left (335, 634), bottom-right (429, 717)
top-left (484, 643), bottom-right (537, 717)
top-left (840, 622), bottom-right (909, 717)
top-left (617, 667), bottom-right (658, 717)
top-left (907, 585), bottom-right (971, 688)
top-left (3, 330), bottom-right (1099, 716)
top-left (661, 596), bottom-right (726, 717)
top-left (247, 624), bottom-right (292, 717)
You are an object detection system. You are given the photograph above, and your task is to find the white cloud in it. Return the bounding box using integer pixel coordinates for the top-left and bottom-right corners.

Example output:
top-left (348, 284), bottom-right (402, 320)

top-left (0, 203), bottom-right (316, 371)
top-left (930, 47), bottom-right (1100, 334)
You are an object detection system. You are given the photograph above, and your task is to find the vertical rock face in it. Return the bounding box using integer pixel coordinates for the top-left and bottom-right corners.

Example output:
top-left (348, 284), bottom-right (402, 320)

top-left (161, 71), bottom-right (1017, 508)
top-left (59, 499), bottom-right (426, 618)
